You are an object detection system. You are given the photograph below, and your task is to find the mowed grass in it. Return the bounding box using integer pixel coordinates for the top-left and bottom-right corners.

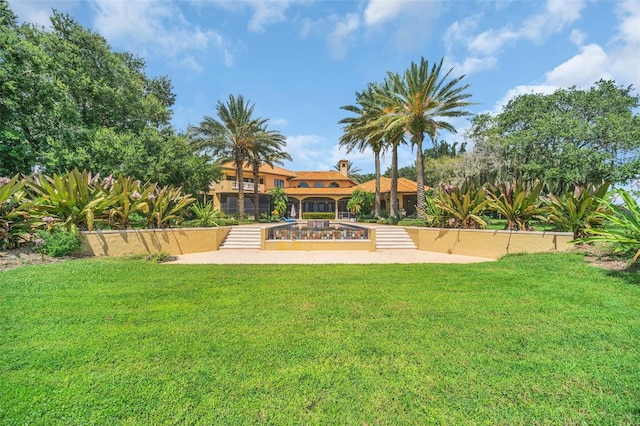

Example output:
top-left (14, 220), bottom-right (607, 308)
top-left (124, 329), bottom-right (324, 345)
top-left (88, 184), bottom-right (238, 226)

top-left (1, 254), bottom-right (639, 425)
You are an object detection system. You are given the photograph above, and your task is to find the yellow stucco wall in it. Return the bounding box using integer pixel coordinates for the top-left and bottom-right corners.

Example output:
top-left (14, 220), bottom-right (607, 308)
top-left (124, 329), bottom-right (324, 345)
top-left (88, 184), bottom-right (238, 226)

top-left (80, 227), bottom-right (231, 257)
top-left (404, 227), bottom-right (574, 259)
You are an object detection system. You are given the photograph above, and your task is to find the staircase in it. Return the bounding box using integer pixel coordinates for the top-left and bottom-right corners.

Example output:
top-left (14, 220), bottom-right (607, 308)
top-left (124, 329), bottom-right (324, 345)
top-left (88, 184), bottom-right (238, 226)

top-left (219, 226), bottom-right (262, 249)
top-left (375, 226), bottom-right (417, 249)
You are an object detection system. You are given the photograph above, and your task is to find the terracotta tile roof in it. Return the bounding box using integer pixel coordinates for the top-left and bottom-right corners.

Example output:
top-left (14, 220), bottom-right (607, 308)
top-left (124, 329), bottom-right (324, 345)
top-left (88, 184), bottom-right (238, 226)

top-left (284, 187), bottom-right (355, 196)
top-left (356, 177), bottom-right (429, 193)
top-left (292, 171), bottom-right (355, 183)
top-left (220, 161), bottom-right (297, 178)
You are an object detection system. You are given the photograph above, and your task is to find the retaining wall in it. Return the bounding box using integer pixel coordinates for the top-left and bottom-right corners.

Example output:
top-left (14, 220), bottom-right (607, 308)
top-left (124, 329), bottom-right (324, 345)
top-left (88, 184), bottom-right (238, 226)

top-left (404, 227), bottom-right (574, 259)
top-left (80, 227), bottom-right (231, 257)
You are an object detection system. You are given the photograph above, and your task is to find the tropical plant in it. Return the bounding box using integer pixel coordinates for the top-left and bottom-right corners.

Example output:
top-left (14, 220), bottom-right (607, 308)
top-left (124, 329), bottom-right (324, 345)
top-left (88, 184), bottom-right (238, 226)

top-left (339, 83), bottom-right (387, 218)
top-left (436, 182), bottom-right (488, 229)
top-left (576, 189), bottom-right (640, 262)
top-left (145, 185), bottom-right (195, 229)
top-left (347, 190), bottom-right (374, 217)
top-left (417, 190), bottom-right (444, 227)
top-left (101, 175), bottom-right (153, 229)
top-left (246, 125), bottom-right (290, 222)
top-left (33, 227), bottom-right (80, 257)
top-left (486, 179), bottom-right (548, 231)
top-left (27, 168), bottom-right (109, 232)
top-left (0, 175), bottom-right (34, 249)
top-left (190, 95), bottom-right (267, 220)
top-left (377, 57), bottom-right (473, 220)
top-left (190, 202), bottom-right (223, 227)
top-left (268, 187), bottom-right (288, 218)
top-left (544, 182), bottom-right (610, 238)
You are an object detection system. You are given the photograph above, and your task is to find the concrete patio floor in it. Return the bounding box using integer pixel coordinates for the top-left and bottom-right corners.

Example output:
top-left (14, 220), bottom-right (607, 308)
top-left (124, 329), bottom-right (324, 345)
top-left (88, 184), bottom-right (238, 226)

top-left (168, 249), bottom-right (495, 265)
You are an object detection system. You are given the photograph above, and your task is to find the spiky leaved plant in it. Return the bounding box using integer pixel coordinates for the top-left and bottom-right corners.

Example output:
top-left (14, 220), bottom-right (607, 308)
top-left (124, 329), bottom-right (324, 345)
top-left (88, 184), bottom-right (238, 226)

top-left (576, 189), bottom-right (640, 262)
top-left (146, 185), bottom-right (195, 229)
top-left (544, 182), bottom-right (610, 239)
top-left (0, 175), bottom-right (34, 249)
top-left (436, 181), bottom-right (488, 229)
top-left (486, 179), bottom-right (548, 231)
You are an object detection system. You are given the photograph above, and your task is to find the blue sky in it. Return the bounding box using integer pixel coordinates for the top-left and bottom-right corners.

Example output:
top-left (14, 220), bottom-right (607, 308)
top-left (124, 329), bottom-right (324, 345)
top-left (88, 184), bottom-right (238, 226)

top-left (9, 0), bottom-right (640, 175)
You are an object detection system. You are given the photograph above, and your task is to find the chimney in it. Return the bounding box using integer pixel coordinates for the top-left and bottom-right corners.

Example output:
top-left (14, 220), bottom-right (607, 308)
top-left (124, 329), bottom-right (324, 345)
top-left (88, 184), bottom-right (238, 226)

top-left (339, 159), bottom-right (349, 177)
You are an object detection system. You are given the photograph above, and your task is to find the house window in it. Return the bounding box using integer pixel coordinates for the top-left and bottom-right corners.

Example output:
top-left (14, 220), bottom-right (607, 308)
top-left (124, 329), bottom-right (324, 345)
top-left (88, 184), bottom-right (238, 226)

top-left (298, 182), bottom-right (309, 188)
top-left (226, 175), bottom-right (234, 181)
top-left (328, 182), bottom-right (339, 188)
top-left (313, 182), bottom-right (324, 188)
top-left (274, 179), bottom-right (284, 188)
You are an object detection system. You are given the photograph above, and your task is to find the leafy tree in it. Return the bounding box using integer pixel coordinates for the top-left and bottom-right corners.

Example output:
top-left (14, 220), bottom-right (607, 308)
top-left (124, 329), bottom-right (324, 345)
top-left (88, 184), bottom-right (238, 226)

top-left (268, 187), bottom-right (288, 218)
top-left (463, 81), bottom-right (640, 192)
top-left (378, 57), bottom-right (473, 220)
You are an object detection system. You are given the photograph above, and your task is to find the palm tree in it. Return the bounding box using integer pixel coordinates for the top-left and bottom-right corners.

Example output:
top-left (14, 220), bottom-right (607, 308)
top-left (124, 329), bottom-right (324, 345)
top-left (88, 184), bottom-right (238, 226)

top-left (381, 57), bottom-right (473, 219)
top-left (190, 95), bottom-right (266, 220)
top-left (339, 84), bottom-right (386, 218)
top-left (246, 126), bottom-right (291, 221)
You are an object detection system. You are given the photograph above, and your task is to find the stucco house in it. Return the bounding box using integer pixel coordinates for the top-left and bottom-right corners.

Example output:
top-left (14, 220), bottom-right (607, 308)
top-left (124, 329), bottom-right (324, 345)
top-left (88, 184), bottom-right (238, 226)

top-left (208, 159), bottom-right (426, 219)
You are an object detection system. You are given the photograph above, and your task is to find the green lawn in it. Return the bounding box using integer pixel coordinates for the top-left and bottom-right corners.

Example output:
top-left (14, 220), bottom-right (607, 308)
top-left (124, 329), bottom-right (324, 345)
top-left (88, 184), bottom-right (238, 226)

top-left (1, 254), bottom-right (639, 424)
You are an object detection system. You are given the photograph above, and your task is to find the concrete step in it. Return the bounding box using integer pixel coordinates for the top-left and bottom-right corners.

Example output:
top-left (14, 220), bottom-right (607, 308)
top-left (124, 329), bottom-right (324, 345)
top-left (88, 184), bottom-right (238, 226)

top-left (375, 227), bottom-right (417, 249)
top-left (219, 227), bottom-right (262, 249)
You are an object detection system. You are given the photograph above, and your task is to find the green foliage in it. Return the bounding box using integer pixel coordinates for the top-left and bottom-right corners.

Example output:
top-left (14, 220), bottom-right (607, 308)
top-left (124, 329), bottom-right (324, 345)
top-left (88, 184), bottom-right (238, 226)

top-left (0, 175), bottom-right (34, 248)
top-left (268, 187), bottom-right (288, 218)
top-left (397, 219), bottom-right (430, 227)
top-left (145, 185), bottom-right (195, 229)
top-left (486, 179), bottom-right (548, 231)
top-left (577, 189), bottom-right (640, 261)
top-left (544, 182), bottom-right (610, 238)
top-left (189, 202), bottom-right (222, 227)
top-left (436, 182), bottom-right (488, 229)
top-left (27, 169), bottom-right (109, 232)
top-left (101, 175), bottom-right (152, 229)
top-left (346, 189), bottom-right (374, 216)
top-left (462, 81), bottom-right (640, 191)
top-left (302, 212), bottom-right (334, 220)
top-left (33, 227), bottom-right (80, 257)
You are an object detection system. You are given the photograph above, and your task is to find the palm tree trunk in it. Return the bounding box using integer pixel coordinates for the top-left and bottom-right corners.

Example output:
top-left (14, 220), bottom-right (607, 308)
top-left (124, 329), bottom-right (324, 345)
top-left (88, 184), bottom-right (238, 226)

top-left (235, 159), bottom-right (245, 220)
top-left (390, 143), bottom-right (399, 220)
top-left (374, 148), bottom-right (381, 218)
top-left (415, 132), bottom-right (426, 219)
top-left (252, 161), bottom-right (260, 222)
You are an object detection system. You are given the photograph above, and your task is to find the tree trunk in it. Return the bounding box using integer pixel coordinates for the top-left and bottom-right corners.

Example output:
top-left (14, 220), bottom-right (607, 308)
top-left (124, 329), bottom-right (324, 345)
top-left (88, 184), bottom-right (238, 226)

top-left (235, 159), bottom-right (245, 220)
top-left (374, 149), bottom-right (381, 218)
top-left (390, 144), bottom-right (399, 219)
top-left (415, 132), bottom-right (426, 219)
top-left (252, 161), bottom-right (260, 222)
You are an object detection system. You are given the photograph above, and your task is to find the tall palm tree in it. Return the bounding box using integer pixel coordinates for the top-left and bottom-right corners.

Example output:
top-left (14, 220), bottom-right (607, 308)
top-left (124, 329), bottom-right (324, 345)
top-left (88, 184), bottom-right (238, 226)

top-left (382, 57), bottom-right (473, 219)
top-left (246, 126), bottom-right (290, 221)
top-left (339, 84), bottom-right (386, 218)
top-left (190, 94), bottom-right (266, 220)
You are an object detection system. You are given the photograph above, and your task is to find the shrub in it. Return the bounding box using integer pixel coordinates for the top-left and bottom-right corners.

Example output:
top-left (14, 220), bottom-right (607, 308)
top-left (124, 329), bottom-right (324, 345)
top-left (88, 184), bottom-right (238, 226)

top-left (190, 202), bottom-right (222, 227)
top-left (576, 188), bottom-right (640, 262)
top-left (486, 179), bottom-right (548, 231)
top-left (303, 212), bottom-right (334, 219)
top-left (397, 219), bottom-right (430, 227)
top-left (0, 175), bottom-right (34, 249)
top-left (544, 182), bottom-right (610, 238)
top-left (33, 228), bottom-right (81, 257)
top-left (436, 182), bottom-right (488, 229)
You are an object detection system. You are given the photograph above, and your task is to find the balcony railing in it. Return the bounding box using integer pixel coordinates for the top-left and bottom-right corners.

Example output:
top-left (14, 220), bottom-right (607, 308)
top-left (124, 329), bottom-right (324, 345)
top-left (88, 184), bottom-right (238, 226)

top-left (232, 182), bottom-right (258, 191)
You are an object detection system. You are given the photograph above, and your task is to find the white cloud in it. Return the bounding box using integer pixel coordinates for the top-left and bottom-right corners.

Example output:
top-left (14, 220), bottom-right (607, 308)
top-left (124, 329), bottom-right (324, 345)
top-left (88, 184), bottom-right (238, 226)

top-left (247, 0), bottom-right (291, 32)
top-left (326, 13), bottom-right (360, 60)
top-left (270, 118), bottom-right (290, 128)
top-left (284, 135), bottom-right (334, 170)
top-left (92, 0), bottom-right (238, 67)
top-left (363, 0), bottom-right (404, 26)
top-left (180, 56), bottom-right (204, 73)
top-left (545, 44), bottom-right (610, 86)
top-left (492, 85), bottom-right (558, 113)
top-left (569, 29), bottom-right (586, 46)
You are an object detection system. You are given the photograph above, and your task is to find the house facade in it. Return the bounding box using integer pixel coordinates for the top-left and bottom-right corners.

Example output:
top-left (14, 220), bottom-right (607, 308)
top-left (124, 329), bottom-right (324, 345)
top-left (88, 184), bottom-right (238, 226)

top-left (208, 159), bottom-right (425, 218)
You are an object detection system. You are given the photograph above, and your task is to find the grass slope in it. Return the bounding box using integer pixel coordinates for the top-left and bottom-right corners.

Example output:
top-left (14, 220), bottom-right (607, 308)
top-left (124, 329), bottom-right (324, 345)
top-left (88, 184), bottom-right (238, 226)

top-left (1, 254), bottom-right (639, 424)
